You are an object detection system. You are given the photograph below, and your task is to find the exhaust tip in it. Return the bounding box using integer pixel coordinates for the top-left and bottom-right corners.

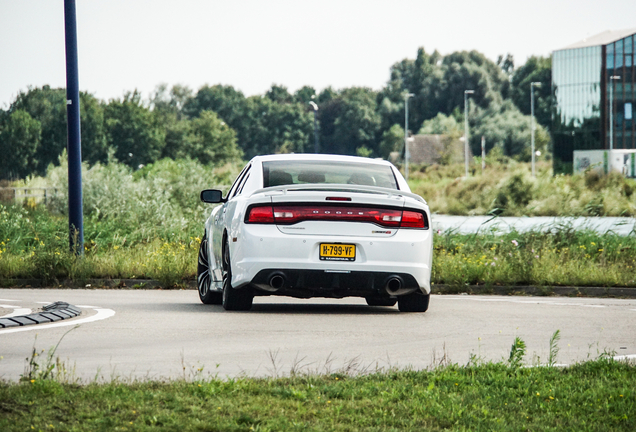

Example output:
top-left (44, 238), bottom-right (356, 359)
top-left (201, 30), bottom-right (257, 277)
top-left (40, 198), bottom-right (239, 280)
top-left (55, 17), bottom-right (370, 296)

top-left (269, 274), bottom-right (285, 290)
top-left (385, 276), bottom-right (403, 295)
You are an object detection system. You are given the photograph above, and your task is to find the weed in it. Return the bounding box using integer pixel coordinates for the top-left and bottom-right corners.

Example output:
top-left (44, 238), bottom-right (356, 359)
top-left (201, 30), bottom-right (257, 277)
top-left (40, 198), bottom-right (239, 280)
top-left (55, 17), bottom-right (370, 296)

top-left (508, 336), bottom-right (526, 368)
top-left (21, 326), bottom-right (78, 383)
top-left (548, 329), bottom-right (561, 367)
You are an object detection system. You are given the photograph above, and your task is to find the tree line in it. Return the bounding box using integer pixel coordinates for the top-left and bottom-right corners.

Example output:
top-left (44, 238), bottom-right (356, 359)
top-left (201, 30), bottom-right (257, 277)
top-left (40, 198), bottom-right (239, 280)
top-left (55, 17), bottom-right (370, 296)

top-left (0, 48), bottom-right (552, 180)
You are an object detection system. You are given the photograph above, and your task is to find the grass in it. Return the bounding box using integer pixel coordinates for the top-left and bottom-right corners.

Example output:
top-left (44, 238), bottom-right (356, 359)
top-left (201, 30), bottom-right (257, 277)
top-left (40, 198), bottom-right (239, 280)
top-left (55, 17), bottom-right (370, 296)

top-left (432, 229), bottom-right (636, 288)
top-left (2, 202), bottom-right (636, 288)
top-left (2, 157), bottom-right (636, 288)
top-left (408, 159), bottom-right (636, 216)
top-left (1, 336), bottom-right (634, 431)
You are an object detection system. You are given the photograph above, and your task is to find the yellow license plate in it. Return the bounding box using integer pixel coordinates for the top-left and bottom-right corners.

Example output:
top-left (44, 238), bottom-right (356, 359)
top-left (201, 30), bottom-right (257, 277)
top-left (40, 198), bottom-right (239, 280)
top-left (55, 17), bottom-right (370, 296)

top-left (320, 243), bottom-right (356, 261)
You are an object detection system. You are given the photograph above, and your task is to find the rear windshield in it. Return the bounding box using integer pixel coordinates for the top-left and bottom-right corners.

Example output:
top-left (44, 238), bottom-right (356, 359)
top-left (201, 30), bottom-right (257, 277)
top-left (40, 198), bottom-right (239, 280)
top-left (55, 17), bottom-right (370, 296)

top-left (262, 160), bottom-right (398, 190)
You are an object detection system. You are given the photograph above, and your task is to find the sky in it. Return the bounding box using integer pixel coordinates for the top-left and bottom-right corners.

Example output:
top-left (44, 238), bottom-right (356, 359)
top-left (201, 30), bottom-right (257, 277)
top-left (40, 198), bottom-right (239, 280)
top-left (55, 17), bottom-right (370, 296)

top-left (1, 0), bottom-right (635, 108)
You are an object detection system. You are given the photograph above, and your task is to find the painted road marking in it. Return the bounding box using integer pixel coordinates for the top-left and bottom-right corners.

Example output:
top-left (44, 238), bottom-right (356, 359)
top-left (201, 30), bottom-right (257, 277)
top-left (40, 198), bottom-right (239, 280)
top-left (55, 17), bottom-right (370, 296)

top-left (0, 306), bottom-right (115, 335)
top-left (614, 354), bottom-right (636, 361)
top-left (3, 308), bottom-right (32, 318)
top-left (440, 297), bottom-right (615, 308)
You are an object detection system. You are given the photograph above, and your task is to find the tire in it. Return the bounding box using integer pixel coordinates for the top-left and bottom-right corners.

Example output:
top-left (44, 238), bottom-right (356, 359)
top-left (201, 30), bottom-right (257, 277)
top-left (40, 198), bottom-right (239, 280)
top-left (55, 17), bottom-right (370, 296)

top-left (197, 233), bottom-right (222, 305)
top-left (221, 239), bottom-right (253, 311)
top-left (365, 297), bottom-right (397, 307)
top-left (398, 291), bottom-right (430, 312)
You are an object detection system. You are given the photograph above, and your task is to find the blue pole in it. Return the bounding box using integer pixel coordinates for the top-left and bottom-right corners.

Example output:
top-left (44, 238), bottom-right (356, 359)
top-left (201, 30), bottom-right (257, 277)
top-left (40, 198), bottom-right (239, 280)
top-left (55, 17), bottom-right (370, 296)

top-left (64, 0), bottom-right (84, 255)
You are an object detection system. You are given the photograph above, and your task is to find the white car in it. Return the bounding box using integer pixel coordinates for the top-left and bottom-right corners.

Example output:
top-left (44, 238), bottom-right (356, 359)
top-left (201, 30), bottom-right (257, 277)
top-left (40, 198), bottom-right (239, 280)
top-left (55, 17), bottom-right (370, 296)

top-left (197, 154), bottom-right (433, 312)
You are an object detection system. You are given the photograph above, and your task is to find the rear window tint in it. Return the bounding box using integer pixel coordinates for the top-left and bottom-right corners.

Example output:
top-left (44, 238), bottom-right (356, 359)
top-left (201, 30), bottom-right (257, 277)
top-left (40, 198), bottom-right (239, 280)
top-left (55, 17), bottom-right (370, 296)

top-left (263, 160), bottom-right (398, 190)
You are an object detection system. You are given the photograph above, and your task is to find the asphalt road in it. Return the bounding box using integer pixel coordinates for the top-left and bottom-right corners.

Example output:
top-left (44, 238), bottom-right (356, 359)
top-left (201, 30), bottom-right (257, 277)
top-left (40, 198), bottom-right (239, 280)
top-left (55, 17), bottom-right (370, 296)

top-left (1, 289), bottom-right (635, 382)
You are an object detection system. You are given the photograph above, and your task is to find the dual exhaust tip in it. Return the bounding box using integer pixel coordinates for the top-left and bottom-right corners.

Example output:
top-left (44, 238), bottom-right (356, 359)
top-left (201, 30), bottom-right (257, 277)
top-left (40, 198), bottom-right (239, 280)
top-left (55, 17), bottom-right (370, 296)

top-left (266, 272), bottom-right (406, 295)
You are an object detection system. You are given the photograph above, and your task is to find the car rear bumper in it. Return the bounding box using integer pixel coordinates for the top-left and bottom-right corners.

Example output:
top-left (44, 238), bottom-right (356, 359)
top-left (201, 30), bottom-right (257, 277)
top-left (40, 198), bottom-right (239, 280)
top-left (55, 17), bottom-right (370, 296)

top-left (249, 268), bottom-right (421, 298)
top-left (229, 225), bottom-right (432, 295)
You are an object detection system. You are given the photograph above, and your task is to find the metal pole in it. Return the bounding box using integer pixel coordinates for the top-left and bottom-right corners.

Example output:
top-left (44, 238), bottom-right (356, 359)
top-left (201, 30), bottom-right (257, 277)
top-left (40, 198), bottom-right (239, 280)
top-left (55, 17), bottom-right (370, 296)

top-left (610, 82), bottom-right (613, 151)
top-left (64, 0), bottom-right (83, 255)
top-left (464, 90), bottom-right (474, 178)
top-left (404, 92), bottom-right (414, 180)
top-left (313, 110), bottom-right (319, 153)
top-left (530, 83), bottom-right (535, 177)
top-left (309, 101), bottom-right (319, 153)
top-left (609, 76), bottom-right (620, 151)
top-left (481, 136), bottom-right (485, 172)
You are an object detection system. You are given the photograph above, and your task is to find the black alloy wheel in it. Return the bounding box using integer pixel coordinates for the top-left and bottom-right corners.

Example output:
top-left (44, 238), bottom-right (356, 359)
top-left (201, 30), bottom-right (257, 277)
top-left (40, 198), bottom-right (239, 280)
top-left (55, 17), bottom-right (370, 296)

top-left (197, 233), bottom-right (222, 305)
top-left (365, 297), bottom-right (398, 307)
top-left (221, 239), bottom-right (254, 311)
top-left (397, 291), bottom-right (430, 312)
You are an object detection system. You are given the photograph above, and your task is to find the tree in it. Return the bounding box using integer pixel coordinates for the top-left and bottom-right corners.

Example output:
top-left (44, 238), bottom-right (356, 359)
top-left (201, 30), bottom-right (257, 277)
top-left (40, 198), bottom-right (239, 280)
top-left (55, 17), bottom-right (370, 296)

top-left (418, 112), bottom-right (463, 138)
top-left (6, 86), bottom-right (109, 174)
top-left (9, 86), bottom-right (67, 174)
top-left (104, 91), bottom-right (165, 168)
top-left (471, 101), bottom-right (549, 161)
top-left (79, 92), bottom-right (109, 165)
top-left (265, 84), bottom-right (293, 104)
top-left (186, 110), bottom-right (242, 164)
top-left (510, 56), bottom-right (552, 128)
top-left (151, 84), bottom-right (194, 161)
top-left (497, 53), bottom-right (515, 77)
top-left (439, 51), bottom-right (509, 113)
top-left (293, 86), bottom-right (317, 104)
top-left (319, 87), bottom-right (380, 156)
top-left (151, 83), bottom-right (193, 119)
top-left (184, 85), bottom-right (247, 134)
top-left (0, 110), bottom-right (41, 179)
top-left (379, 124), bottom-right (404, 159)
top-left (240, 96), bottom-right (313, 156)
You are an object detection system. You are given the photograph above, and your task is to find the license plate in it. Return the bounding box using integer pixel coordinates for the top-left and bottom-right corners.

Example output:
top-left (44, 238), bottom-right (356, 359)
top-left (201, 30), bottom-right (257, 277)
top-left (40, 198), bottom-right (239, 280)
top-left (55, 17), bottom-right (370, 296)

top-left (320, 243), bottom-right (356, 261)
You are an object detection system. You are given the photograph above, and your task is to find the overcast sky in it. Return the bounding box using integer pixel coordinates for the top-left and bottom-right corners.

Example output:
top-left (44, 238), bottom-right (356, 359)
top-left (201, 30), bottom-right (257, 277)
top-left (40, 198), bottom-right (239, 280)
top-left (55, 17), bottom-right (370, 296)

top-left (1, 0), bottom-right (635, 107)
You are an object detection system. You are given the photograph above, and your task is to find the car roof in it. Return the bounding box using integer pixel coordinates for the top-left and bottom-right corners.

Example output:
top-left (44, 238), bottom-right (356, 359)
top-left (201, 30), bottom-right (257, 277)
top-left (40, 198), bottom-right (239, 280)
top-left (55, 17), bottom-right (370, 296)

top-left (251, 154), bottom-right (394, 167)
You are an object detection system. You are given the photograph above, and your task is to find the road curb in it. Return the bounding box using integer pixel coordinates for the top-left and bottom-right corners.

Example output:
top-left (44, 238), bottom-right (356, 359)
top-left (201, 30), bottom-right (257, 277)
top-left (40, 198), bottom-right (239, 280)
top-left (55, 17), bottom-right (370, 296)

top-left (2, 278), bottom-right (636, 298)
top-left (0, 301), bottom-right (82, 329)
top-left (431, 284), bottom-right (636, 298)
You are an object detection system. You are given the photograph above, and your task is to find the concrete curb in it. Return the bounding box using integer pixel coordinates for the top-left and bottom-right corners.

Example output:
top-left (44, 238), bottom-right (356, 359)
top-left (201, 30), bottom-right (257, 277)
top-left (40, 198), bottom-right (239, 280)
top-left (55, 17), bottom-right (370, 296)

top-left (431, 284), bottom-right (636, 298)
top-left (2, 278), bottom-right (636, 298)
top-left (0, 301), bottom-right (82, 328)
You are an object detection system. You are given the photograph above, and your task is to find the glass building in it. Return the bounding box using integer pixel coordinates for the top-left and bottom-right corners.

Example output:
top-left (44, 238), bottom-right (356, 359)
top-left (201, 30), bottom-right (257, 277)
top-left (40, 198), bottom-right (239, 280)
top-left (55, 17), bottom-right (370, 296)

top-left (552, 28), bottom-right (636, 173)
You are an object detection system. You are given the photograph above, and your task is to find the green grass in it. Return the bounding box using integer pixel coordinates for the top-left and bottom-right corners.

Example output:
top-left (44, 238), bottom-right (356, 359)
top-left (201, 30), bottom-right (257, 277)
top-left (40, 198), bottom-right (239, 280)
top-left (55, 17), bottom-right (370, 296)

top-left (1, 357), bottom-right (634, 431)
top-left (432, 229), bottom-right (636, 288)
top-left (2, 157), bottom-right (636, 288)
top-left (408, 160), bottom-right (636, 216)
top-left (2, 202), bottom-right (636, 288)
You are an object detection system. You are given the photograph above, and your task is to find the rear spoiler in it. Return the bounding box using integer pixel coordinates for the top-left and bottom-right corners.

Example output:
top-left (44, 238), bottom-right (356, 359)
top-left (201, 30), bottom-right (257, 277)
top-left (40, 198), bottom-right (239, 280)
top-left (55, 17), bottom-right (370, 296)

top-left (250, 184), bottom-right (427, 204)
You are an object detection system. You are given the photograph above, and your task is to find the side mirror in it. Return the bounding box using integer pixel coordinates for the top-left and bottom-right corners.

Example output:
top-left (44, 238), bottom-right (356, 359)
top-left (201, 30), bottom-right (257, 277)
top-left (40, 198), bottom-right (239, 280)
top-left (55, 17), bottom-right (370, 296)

top-left (200, 189), bottom-right (225, 203)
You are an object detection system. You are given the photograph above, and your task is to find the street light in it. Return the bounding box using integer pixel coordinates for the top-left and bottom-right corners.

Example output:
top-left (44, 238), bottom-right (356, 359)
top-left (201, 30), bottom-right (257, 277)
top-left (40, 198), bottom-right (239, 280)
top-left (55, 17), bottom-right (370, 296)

top-left (609, 75), bottom-right (621, 151)
top-left (530, 82), bottom-right (542, 177)
top-left (404, 92), bottom-right (415, 180)
top-left (464, 90), bottom-right (474, 178)
top-left (308, 101), bottom-right (319, 153)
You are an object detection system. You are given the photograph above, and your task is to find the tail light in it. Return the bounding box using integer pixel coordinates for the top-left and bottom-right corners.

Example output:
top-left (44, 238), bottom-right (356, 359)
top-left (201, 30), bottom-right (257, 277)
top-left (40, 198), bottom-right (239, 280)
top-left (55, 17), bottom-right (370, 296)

top-left (246, 204), bottom-right (427, 229)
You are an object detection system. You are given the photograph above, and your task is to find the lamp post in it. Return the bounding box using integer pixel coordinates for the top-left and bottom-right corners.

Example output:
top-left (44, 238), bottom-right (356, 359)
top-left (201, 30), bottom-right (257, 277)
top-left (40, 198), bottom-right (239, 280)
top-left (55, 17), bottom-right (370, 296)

top-left (609, 75), bottom-right (621, 151)
top-left (530, 82), bottom-right (541, 177)
top-left (64, 0), bottom-right (83, 255)
top-left (308, 101), bottom-right (319, 153)
top-left (404, 92), bottom-right (415, 180)
top-left (481, 136), bottom-right (486, 172)
top-left (464, 90), bottom-right (474, 178)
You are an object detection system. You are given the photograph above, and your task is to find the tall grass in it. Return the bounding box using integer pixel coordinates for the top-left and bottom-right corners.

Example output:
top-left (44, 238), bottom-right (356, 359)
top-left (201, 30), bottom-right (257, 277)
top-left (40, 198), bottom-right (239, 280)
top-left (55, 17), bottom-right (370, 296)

top-left (409, 159), bottom-right (636, 216)
top-left (2, 156), bottom-right (636, 287)
top-left (433, 228), bottom-right (636, 287)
